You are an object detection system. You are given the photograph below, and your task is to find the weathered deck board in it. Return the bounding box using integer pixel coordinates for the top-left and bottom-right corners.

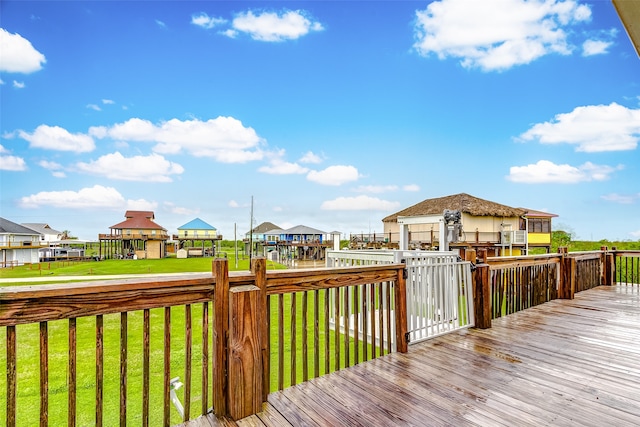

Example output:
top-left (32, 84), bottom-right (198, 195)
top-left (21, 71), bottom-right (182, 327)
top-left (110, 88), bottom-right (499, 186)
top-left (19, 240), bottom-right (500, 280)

top-left (178, 285), bottom-right (640, 427)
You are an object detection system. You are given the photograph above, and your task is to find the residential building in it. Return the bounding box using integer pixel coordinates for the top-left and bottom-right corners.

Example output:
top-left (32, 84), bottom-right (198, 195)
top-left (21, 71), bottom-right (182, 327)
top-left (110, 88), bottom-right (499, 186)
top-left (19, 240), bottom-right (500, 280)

top-left (0, 217), bottom-right (43, 267)
top-left (99, 211), bottom-right (168, 259)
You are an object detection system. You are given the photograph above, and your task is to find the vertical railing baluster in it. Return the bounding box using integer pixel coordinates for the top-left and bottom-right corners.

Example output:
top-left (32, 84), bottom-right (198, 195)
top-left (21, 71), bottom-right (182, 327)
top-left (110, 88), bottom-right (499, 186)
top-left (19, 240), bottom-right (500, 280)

top-left (142, 309), bottom-right (150, 427)
top-left (68, 318), bottom-right (77, 427)
top-left (370, 284), bottom-right (376, 359)
top-left (184, 304), bottom-right (192, 421)
top-left (378, 283), bottom-right (384, 355)
top-left (7, 325), bottom-right (16, 427)
top-left (40, 321), bottom-right (49, 427)
top-left (313, 290), bottom-right (320, 378)
top-left (385, 281), bottom-right (392, 354)
top-left (361, 284), bottom-right (368, 362)
top-left (278, 294), bottom-right (284, 390)
top-left (353, 285), bottom-right (359, 364)
top-left (201, 302), bottom-right (209, 415)
top-left (290, 293), bottom-right (297, 386)
top-left (344, 285), bottom-right (350, 368)
top-left (323, 289), bottom-right (330, 374)
top-left (96, 315), bottom-right (103, 427)
top-left (120, 312), bottom-right (127, 426)
top-left (163, 307), bottom-right (171, 427)
top-left (302, 291), bottom-right (308, 382)
top-left (334, 287), bottom-right (340, 371)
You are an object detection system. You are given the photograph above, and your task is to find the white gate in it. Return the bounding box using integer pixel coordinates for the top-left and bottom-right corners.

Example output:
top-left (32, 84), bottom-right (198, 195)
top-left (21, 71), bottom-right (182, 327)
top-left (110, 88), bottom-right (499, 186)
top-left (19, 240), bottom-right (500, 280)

top-left (404, 255), bottom-right (474, 344)
top-left (326, 250), bottom-right (475, 346)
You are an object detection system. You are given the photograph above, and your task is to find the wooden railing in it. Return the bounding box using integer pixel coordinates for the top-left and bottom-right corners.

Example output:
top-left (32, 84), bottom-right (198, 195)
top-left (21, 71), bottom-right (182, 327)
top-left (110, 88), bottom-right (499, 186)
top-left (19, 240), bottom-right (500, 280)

top-left (1, 275), bottom-right (214, 427)
top-left (1, 258), bottom-right (408, 425)
top-left (470, 248), bottom-right (639, 328)
top-left (615, 250), bottom-right (640, 285)
top-left (485, 253), bottom-right (561, 319)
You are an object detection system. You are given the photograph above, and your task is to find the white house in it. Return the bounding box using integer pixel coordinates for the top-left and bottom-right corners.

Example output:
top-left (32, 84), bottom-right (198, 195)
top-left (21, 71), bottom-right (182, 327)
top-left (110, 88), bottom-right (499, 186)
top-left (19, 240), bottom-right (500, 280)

top-left (0, 217), bottom-right (42, 267)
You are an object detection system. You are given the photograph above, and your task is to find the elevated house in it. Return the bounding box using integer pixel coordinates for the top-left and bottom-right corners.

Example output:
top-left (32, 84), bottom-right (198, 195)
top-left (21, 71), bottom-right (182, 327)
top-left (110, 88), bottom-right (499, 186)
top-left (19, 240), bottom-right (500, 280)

top-left (381, 193), bottom-right (557, 256)
top-left (173, 218), bottom-right (221, 257)
top-left (0, 217), bottom-right (43, 267)
top-left (99, 211), bottom-right (169, 259)
top-left (21, 223), bottom-right (63, 244)
top-left (245, 222), bottom-right (331, 263)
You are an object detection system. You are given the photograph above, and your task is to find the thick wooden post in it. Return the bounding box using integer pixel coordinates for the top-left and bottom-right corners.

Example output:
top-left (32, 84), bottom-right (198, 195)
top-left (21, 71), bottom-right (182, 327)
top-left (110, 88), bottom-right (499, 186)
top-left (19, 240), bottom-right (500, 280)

top-left (473, 263), bottom-right (491, 329)
top-left (251, 257), bottom-right (269, 401)
top-left (394, 262), bottom-right (408, 352)
top-left (560, 255), bottom-right (576, 299)
top-left (471, 249), bottom-right (491, 329)
top-left (212, 258), bottom-right (229, 416)
top-left (603, 253), bottom-right (615, 286)
top-left (227, 284), bottom-right (263, 420)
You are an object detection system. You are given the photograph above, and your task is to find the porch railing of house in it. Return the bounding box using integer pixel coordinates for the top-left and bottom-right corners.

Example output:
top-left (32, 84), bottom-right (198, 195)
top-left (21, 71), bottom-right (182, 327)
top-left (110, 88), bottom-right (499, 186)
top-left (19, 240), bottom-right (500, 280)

top-left (2, 248), bottom-right (639, 425)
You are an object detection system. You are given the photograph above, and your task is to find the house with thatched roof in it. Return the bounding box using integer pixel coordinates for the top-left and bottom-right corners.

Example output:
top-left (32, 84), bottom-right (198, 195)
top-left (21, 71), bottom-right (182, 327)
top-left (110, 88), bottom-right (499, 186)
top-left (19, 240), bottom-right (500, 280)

top-left (382, 193), bottom-right (556, 256)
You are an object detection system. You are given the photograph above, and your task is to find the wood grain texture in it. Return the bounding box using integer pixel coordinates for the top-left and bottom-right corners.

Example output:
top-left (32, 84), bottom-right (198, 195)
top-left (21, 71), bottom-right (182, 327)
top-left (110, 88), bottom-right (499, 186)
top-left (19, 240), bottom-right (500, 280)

top-left (228, 285), bottom-right (263, 420)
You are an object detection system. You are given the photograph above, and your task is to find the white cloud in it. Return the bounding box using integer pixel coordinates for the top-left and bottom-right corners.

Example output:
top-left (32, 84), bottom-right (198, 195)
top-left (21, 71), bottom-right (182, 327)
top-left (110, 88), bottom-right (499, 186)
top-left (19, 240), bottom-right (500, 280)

top-left (582, 39), bottom-right (612, 56)
top-left (321, 195), bottom-right (401, 211)
top-left (403, 184), bottom-right (421, 192)
top-left (76, 152), bottom-right (184, 182)
top-left (299, 151), bottom-right (323, 164)
top-left (12, 80), bottom-right (25, 89)
top-left (353, 185), bottom-right (399, 194)
top-left (19, 125), bottom-right (95, 153)
top-left (630, 230), bottom-right (640, 239)
top-left (228, 200), bottom-right (240, 208)
top-left (230, 10), bottom-right (324, 42)
top-left (164, 201), bottom-right (200, 215)
top-left (91, 117), bottom-right (265, 163)
top-left (191, 13), bottom-right (227, 29)
top-left (307, 165), bottom-right (360, 186)
top-left (0, 144), bottom-right (27, 171)
top-left (518, 103), bottom-right (640, 152)
top-left (507, 160), bottom-right (622, 183)
top-left (38, 160), bottom-right (63, 170)
top-left (259, 149), bottom-right (309, 174)
top-left (38, 160), bottom-right (66, 177)
top-left (413, 0), bottom-right (592, 71)
top-left (19, 184), bottom-right (156, 211)
top-left (0, 28), bottom-right (46, 73)
top-left (601, 193), bottom-right (640, 204)
top-left (102, 99), bottom-right (115, 105)
top-left (87, 104), bottom-right (101, 111)
top-left (155, 20), bottom-right (166, 28)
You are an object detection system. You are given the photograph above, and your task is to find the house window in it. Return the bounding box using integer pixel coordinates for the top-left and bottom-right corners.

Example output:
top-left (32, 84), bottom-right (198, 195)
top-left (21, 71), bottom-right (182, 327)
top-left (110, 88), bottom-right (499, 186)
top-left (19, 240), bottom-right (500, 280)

top-left (527, 218), bottom-right (551, 233)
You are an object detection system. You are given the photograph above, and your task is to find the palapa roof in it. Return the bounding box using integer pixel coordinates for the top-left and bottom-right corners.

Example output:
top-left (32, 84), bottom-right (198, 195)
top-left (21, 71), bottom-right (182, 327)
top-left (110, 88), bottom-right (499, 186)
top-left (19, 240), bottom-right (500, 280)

top-left (110, 210), bottom-right (166, 231)
top-left (383, 193), bottom-right (526, 223)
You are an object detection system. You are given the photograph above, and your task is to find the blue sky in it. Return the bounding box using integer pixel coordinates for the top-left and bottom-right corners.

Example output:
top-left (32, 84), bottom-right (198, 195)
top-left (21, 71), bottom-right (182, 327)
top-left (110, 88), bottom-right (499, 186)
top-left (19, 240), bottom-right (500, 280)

top-left (1, 0), bottom-right (639, 241)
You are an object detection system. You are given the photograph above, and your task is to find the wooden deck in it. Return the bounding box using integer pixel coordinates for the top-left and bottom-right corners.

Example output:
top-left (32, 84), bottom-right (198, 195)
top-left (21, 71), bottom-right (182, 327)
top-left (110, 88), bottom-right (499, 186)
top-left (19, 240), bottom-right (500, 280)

top-left (183, 285), bottom-right (640, 427)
